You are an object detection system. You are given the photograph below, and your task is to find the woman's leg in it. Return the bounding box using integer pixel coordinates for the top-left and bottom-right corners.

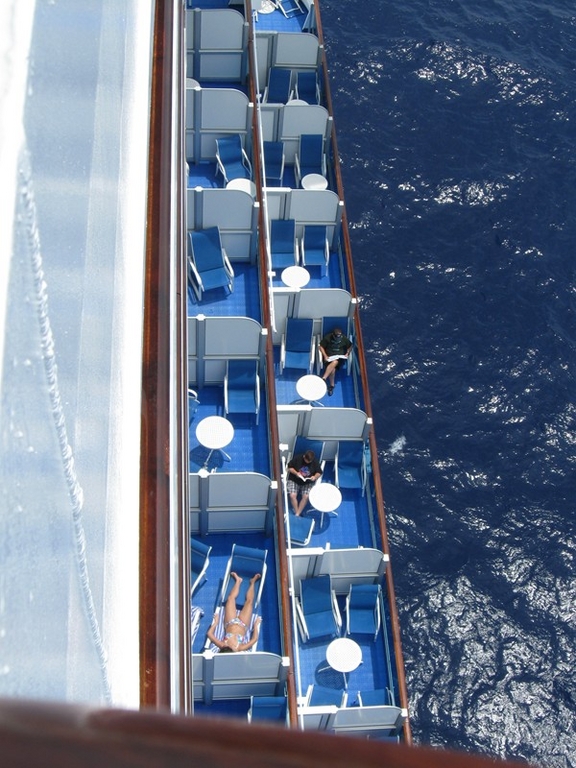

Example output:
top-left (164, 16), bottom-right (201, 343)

top-left (238, 573), bottom-right (261, 626)
top-left (223, 572), bottom-right (242, 624)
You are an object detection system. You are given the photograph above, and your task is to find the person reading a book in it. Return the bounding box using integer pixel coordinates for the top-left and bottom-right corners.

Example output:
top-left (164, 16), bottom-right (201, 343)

top-left (286, 449), bottom-right (323, 516)
top-left (319, 326), bottom-right (352, 395)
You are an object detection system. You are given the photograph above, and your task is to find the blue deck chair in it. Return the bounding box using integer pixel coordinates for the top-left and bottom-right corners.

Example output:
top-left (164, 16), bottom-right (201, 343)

top-left (295, 71), bottom-right (320, 105)
top-left (275, 0), bottom-right (304, 17)
top-left (306, 684), bottom-right (347, 707)
top-left (270, 219), bottom-right (297, 270)
top-left (191, 538), bottom-right (212, 596)
top-left (264, 141), bottom-right (285, 186)
top-left (294, 134), bottom-right (326, 187)
top-left (224, 359), bottom-right (260, 424)
top-left (215, 134), bottom-right (252, 185)
top-left (280, 318), bottom-right (315, 374)
top-left (296, 575), bottom-right (341, 642)
top-left (263, 67), bottom-right (292, 104)
top-left (357, 689), bottom-right (393, 707)
top-left (188, 227), bottom-right (234, 301)
top-left (300, 224), bottom-right (330, 276)
top-left (248, 696), bottom-right (288, 723)
top-left (345, 584), bottom-right (381, 641)
top-left (220, 543), bottom-right (268, 609)
top-left (288, 512), bottom-right (315, 547)
top-left (335, 441), bottom-right (367, 496)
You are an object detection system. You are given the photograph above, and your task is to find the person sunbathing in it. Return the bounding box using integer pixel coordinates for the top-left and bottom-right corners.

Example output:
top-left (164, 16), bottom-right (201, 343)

top-left (206, 572), bottom-right (262, 653)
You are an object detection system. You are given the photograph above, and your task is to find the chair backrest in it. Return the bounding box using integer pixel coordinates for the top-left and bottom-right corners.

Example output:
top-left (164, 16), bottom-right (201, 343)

top-left (338, 440), bottom-right (364, 469)
top-left (293, 435), bottom-right (323, 459)
top-left (264, 141), bottom-right (284, 181)
top-left (190, 227), bottom-right (223, 273)
top-left (270, 219), bottom-right (295, 254)
top-left (297, 71), bottom-right (319, 104)
top-left (249, 696), bottom-right (287, 722)
top-left (309, 685), bottom-right (345, 707)
top-left (285, 318), bottom-right (314, 352)
top-left (303, 224), bottom-right (327, 251)
top-left (216, 134), bottom-right (243, 166)
top-left (227, 359), bottom-right (258, 390)
top-left (289, 513), bottom-right (315, 547)
top-left (301, 575), bottom-right (332, 616)
top-left (191, 538), bottom-right (212, 594)
top-left (266, 67), bottom-right (292, 103)
top-left (299, 134), bottom-right (323, 168)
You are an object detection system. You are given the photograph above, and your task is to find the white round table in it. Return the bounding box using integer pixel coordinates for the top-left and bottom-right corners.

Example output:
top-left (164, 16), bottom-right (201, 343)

top-left (301, 173), bottom-right (328, 190)
top-left (296, 374), bottom-right (327, 406)
top-left (325, 637), bottom-right (362, 688)
top-left (195, 416), bottom-right (234, 469)
top-left (281, 265), bottom-right (310, 288)
top-left (308, 482), bottom-right (342, 526)
top-left (226, 178), bottom-right (257, 197)
top-left (287, 99), bottom-right (307, 106)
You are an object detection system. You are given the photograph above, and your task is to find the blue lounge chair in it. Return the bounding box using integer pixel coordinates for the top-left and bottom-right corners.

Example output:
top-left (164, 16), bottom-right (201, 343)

top-left (335, 441), bottom-right (367, 496)
top-left (270, 219), bottom-right (297, 270)
top-left (220, 543), bottom-right (268, 609)
top-left (316, 315), bottom-right (353, 376)
top-left (306, 684), bottom-right (347, 707)
top-left (345, 584), bottom-right (381, 640)
top-left (300, 224), bottom-right (330, 276)
top-left (288, 512), bottom-right (315, 547)
top-left (188, 227), bottom-right (234, 301)
top-left (224, 359), bottom-right (260, 424)
top-left (296, 575), bottom-right (341, 642)
top-left (215, 134), bottom-right (252, 185)
top-left (263, 67), bottom-right (292, 104)
top-left (248, 696), bottom-right (288, 723)
top-left (280, 318), bottom-right (315, 374)
top-left (191, 538), bottom-right (212, 596)
top-left (294, 134), bottom-right (326, 187)
top-left (295, 71), bottom-right (320, 104)
top-left (263, 141), bottom-right (285, 185)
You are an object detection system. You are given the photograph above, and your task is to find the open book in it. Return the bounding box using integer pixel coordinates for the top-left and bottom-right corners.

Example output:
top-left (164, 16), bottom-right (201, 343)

top-left (327, 354), bottom-right (347, 362)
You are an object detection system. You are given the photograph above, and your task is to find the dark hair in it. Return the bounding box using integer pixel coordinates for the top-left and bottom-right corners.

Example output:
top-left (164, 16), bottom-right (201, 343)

top-left (219, 647), bottom-right (234, 654)
top-left (303, 450), bottom-right (315, 462)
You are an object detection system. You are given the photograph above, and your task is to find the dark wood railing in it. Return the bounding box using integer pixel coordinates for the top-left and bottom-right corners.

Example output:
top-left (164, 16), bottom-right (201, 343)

top-left (315, 0), bottom-right (413, 744)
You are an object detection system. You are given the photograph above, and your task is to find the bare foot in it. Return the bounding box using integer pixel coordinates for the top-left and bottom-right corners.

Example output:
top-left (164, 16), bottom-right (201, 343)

top-left (250, 573), bottom-right (261, 584)
top-left (230, 571), bottom-right (242, 584)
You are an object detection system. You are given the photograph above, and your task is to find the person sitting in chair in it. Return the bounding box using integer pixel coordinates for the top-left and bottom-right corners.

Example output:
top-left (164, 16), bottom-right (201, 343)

top-left (319, 326), bottom-right (352, 395)
top-left (287, 449), bottom-right (323, 516)
top-left (206, 572), bottom-right (262, 653)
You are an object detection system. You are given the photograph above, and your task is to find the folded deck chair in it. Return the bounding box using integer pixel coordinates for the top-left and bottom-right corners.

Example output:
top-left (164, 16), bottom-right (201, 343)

top-left (270, 218), bottom-right (297, 270)
top-left (295, 71), bottom-right (320, 105)
top-left (220, 543), bottom-right (268, 609)
top-left (191, 537), bottom-right (212, 596)
top-left (224, 359), bottom-right (260, 424)
top-left (263, 67), bottom-right (292, 104)
top-left (294, 134), bottom-right (326, 187)
top-left (188, 227), bottom-right (234, 301)
top-left (300, 224), bottom-right (330, 276)
top-left (296, 575), bottom-right (341, 642)
top-left (263, 141), bottom-right (285, 186)
top-left (248, 696), bottom-right (288, 723)
top-left (215, 134), bottom-right (252, 185)
top-left (279, 318), bottom-right (315, 374)
top-left (345, 584), bottom-right (381, 641)
top-left (204, 605), bottom-right (261, 653)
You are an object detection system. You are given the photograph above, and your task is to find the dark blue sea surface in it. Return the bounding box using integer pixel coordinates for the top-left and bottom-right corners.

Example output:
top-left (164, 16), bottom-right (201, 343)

top-left (322, 0), bottom-right (576, 765)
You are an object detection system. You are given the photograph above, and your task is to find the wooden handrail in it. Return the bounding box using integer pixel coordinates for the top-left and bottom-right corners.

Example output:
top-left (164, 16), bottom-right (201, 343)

top-left (315, 0), bottom-right (412, 743)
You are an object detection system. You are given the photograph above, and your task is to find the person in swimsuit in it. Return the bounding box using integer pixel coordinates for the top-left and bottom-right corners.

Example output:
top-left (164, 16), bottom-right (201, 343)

top-left (206, 572), bottom-right (262, 653)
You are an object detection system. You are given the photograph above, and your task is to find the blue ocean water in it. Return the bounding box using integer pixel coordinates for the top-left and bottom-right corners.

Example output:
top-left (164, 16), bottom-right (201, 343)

top-left (322, 0), bottom-right (576, 765)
